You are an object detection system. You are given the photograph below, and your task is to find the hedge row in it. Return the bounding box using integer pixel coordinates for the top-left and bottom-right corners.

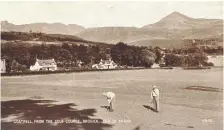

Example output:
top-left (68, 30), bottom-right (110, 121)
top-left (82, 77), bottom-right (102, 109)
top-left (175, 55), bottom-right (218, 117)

top-left (1, 68), bottom-right (148, 76)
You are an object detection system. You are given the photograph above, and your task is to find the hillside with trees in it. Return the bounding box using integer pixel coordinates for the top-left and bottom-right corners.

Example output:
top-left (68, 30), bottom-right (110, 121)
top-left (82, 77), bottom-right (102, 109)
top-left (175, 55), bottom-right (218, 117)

top-left (1, 28), bottom-right (223, 73)
top-left (1, 31), bottom-right (108, 46)
top-left (2, 38), bottom-right (222, 73)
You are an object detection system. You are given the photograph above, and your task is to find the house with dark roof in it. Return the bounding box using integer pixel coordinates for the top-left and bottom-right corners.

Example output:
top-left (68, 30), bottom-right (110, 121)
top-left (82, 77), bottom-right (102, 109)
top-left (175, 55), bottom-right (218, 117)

top-left (30, 58), bottom-right (57, 71)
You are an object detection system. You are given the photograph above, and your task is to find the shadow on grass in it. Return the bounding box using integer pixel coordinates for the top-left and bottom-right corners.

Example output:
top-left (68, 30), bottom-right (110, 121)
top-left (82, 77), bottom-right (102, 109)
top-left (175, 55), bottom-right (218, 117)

top-left (1, 99), bottom-right (113, 130)
top-left (133, 125), bottom-right (141, 130)
top-left (164, 123), bottom-right (194, 128)
top-left (100, 106), bottom-right (110, 110)
top-left (143, 105), bottom-right (156, 112)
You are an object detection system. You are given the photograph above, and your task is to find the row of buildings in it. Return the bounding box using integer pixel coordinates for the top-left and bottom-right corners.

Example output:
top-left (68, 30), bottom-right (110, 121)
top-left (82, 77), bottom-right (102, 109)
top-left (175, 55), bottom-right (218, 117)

top-left (0, 57), bottom-right (118, 73)
top-left (1, 54), bottom-right (222, 73)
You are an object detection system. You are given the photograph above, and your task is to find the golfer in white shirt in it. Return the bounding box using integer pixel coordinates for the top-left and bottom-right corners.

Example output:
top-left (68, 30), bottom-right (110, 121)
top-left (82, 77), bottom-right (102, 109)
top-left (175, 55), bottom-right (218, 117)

top-left (103, 92), bottom-right (116, 112)
top-left (151, 85), bottom-right (160, 112)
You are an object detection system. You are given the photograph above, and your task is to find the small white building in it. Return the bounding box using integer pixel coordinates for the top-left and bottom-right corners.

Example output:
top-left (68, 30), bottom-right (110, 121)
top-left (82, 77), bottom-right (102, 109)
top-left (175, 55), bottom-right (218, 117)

top-left (92, 58), bottom-right (117, 69)
top-left (207, 55), bottom-right (223, 67)
top-left (151, 63), bottom-right (160, 68)
top-left (1, 58), bottom-right (6, 73)
top-left (30, 58), bottom-right (57, 71)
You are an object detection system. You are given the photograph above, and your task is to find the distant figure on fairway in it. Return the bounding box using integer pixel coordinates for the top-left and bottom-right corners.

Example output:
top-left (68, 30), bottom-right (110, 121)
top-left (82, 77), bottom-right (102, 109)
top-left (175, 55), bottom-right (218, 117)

top-left (151, 85), bottom-right (160, 112)
top-left (103, 92), bottom-right (116, 112)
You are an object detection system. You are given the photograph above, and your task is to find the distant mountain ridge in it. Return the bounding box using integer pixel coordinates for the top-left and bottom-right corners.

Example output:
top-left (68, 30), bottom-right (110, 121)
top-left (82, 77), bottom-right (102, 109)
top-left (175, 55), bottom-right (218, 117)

top-left (77, 11), bottom-right (223, 45)
top-left (142, 11), bottom-right (223, 30)
top-left (1, 21), bottom-right (85, 35)
top-left (1, 11), bottom-right (223, 47)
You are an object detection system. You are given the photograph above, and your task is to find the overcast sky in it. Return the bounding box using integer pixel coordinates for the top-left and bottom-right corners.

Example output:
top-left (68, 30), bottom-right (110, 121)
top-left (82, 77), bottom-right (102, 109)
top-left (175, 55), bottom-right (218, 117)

top-left (0, 1), bottom-right (223, 28)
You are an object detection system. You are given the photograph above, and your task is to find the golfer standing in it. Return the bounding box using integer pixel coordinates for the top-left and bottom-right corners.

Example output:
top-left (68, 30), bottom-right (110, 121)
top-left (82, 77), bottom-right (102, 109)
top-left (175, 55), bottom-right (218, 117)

top-left (103, 92), bottom-right (116, 112)
top-left (151, 85), bottom-right (160, 112)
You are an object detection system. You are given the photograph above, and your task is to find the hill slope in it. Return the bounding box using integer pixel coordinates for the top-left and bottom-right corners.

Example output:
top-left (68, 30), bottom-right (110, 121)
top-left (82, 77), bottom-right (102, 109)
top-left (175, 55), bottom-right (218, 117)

top-left (77, 27), bottom-right (166, 44)
top-left (1, 31), bottom-right (108, 46)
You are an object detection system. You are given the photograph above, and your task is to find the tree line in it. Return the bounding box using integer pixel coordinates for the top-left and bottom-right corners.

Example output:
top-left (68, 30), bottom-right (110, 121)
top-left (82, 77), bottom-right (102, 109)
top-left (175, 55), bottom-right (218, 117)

top-left (1, 41), bottom-right (222, 72)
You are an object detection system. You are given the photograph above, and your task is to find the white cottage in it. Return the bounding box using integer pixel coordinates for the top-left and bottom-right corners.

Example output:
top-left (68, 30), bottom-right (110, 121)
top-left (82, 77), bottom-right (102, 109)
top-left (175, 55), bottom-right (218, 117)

top-left (30, 58), bottom-right (57, 71)
top-left (92, 58), bottom-right (117, 69)
top-left (207, 55), bottom-right (223, 67)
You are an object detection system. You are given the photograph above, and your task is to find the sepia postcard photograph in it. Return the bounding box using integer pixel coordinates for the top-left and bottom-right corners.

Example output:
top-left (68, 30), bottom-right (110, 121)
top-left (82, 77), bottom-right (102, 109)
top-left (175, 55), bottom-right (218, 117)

top-left (0, 1), bottom-right (223, 130)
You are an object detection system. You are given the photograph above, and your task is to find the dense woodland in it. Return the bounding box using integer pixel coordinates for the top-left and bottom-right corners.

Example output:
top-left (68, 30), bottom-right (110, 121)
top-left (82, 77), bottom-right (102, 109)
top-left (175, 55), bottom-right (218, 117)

top-left (1, 32), bottom-right (223, 72)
